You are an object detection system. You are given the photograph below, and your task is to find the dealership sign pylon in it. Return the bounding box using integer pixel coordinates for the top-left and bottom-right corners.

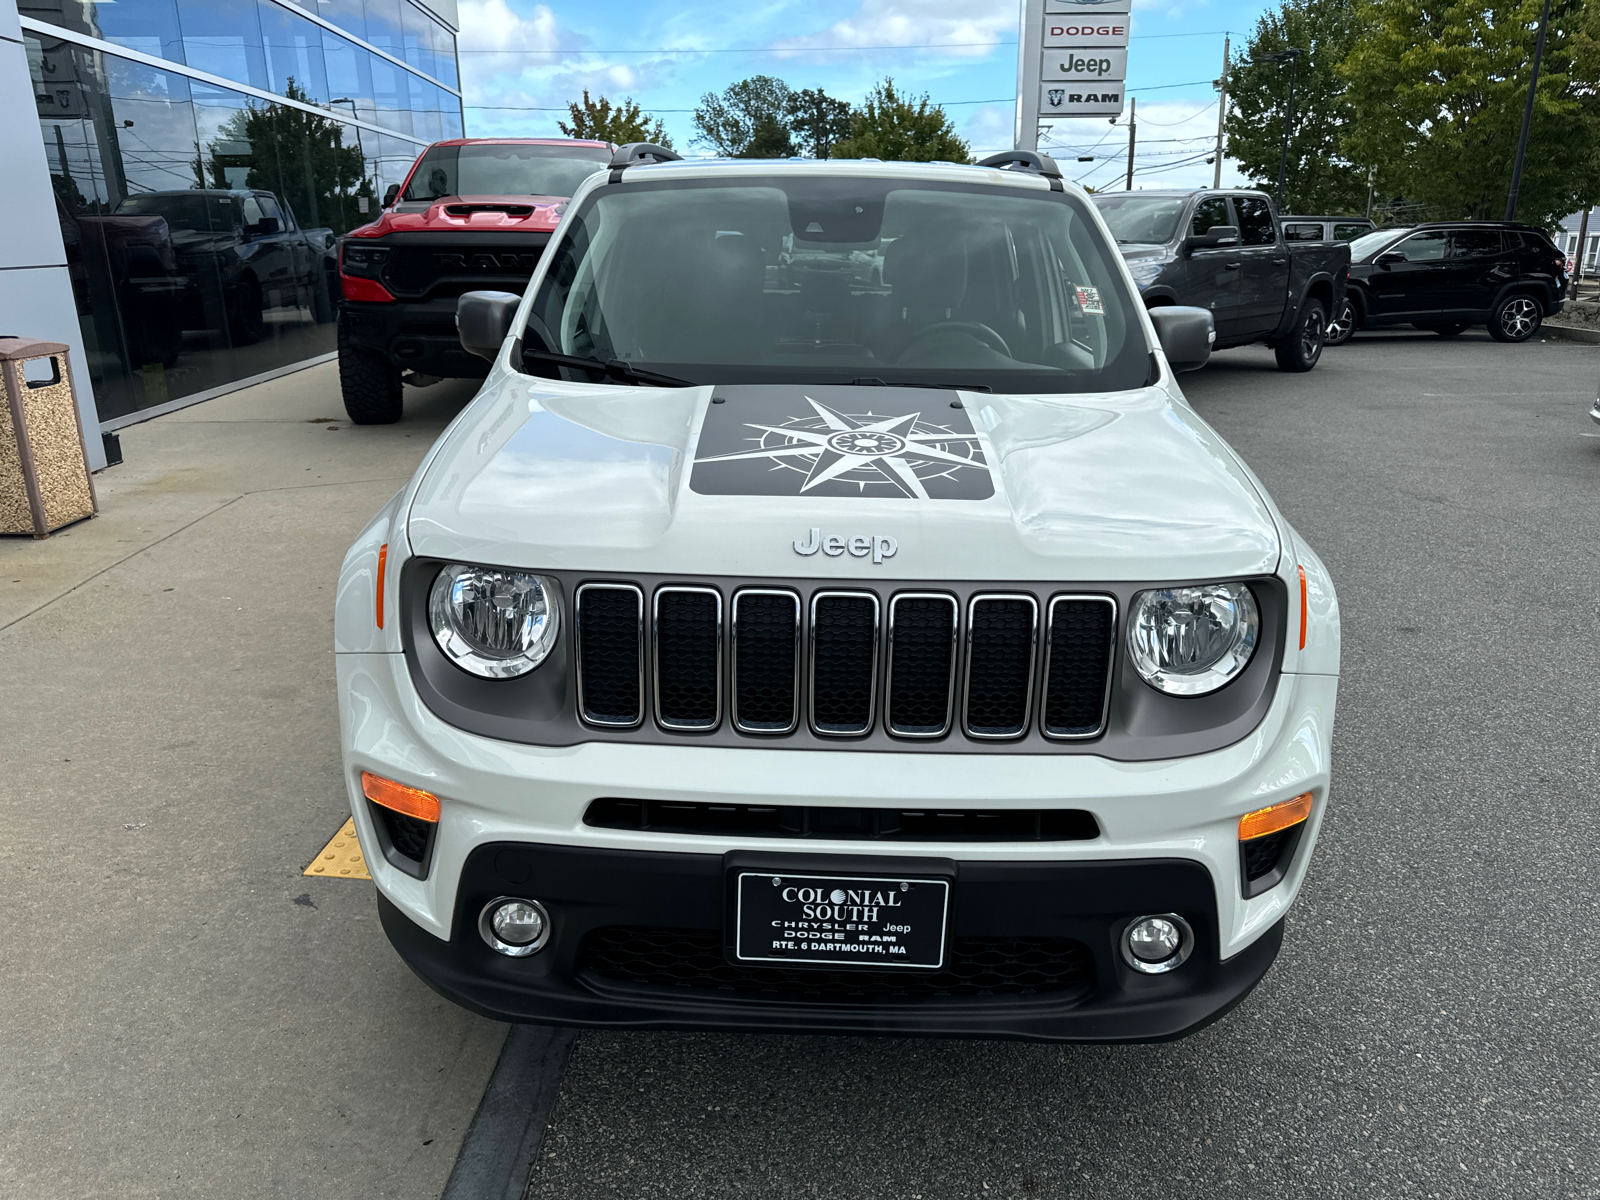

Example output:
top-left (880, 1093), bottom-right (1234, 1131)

top-left (1016, 0), bottom-right (1130, 149)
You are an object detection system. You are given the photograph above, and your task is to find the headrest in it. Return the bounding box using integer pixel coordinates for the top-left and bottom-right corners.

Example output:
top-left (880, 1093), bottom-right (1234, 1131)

top-left (882, 228), bottom-right (967, 313)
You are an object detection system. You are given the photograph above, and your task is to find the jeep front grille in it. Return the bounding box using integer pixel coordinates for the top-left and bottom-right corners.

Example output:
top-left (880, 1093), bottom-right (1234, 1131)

top-left (573, 582), bottom-right (1116, 744)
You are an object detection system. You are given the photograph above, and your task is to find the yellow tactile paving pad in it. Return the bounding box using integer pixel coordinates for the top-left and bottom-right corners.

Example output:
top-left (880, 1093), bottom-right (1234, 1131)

top-left (304, 817), bottom-right (371, 880)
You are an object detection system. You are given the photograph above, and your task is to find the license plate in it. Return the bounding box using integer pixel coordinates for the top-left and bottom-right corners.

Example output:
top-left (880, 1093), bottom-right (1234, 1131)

top-left (733, 871), bottom-right (950, 969)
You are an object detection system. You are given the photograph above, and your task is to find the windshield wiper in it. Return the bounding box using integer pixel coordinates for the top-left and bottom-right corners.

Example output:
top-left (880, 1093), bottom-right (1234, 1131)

top-left (522, 349), bottom-right (694, 388)
top-left (848, 376), bottom-right (992, 393)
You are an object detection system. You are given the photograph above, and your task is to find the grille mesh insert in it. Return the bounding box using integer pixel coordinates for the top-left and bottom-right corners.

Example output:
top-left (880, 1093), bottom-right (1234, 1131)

top-left (654, 590), bottom-right (720, 728)
top-left (810, 594), bottom-right (878, 735)
top-left (733, 591), bottom-right (798, 732)
top-left (964, 597), bottom-right (1036, 737)
top-left (887, 596), bottom-right (956, 735)
top-left (580, 927), bottom-right (1096, 1002)
top-left (1042, 598), bottom-right (1115, 737)
top-left (576, 586), bottom-right (642, 726)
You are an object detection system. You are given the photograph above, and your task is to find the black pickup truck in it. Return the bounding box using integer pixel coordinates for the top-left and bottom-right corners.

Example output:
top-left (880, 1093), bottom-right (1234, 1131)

top-left (1091, 189), bottom-right (1350, 372)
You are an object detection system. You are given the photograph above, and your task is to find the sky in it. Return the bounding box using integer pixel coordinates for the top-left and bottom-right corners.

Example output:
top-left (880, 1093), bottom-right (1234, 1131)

top-left (453, 0), bottom-right (1276, 190)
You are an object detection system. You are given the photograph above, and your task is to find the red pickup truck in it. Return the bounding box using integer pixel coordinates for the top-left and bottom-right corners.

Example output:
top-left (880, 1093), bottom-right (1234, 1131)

top-left (336, 138), bottom-right (613, 423)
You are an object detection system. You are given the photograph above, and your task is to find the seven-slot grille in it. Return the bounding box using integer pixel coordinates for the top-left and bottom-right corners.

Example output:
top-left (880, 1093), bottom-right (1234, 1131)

top-left (572, 584), bottom-right (1116, 742)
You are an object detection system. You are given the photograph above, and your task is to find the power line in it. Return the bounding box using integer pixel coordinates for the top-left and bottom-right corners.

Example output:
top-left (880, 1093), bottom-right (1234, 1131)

top-left (455, 30), bottom-right (1233, 55)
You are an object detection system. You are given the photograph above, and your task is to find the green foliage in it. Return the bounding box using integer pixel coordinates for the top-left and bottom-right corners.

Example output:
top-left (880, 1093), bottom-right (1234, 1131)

top-left (196, 81), bottom-right (368, 233)
top-left (1223, 0), bottom-right (1370, 214)
top-left (786, 88), bottom-right (853, 158)
top-left (692, 76), bottom-right (796, 157)
top-left (830, 79), bottom-right (970, 163)
top-left (558, 90), bottom-right (672, 149)
top-left (1339, 0), bottom-right (1600, 227)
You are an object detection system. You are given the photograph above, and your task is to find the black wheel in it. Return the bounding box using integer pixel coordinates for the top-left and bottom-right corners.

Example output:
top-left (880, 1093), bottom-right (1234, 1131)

top-left (1488, 293), bottom-right (1541, 342)
top-left (338, 320), bottom-right (403, 424)
top-left (1274, 299), bottom-right (1326, 372)
top-left (1324, 297), bottom-right (1357, 346)
top-left (228, 276), bottom-right (265, 344)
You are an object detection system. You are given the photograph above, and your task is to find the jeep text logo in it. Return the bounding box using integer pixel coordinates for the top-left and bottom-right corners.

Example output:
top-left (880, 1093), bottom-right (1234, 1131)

top-left (434, 252), bottom-right (540, 273)
top-left (793, 528), bottom-right (898, 563)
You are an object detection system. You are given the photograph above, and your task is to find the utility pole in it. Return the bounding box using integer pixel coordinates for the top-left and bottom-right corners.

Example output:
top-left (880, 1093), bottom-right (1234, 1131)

top-left (1505, 0), bottom-right (1553, 221)
top-left (1575, 206), bottom-right (1591, 290)
top-left (1364, 164), bottom-right (1376, 220)
top-left (1125, 97), bottom-right (1136, 190)
top-left (1276, 52), bottom-right (1298, 211)
top-left (1212, 36), bottom-right (1229, 189)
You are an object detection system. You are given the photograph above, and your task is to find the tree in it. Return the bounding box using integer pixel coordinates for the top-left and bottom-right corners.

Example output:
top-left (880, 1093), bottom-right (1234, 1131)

top-left (558, 90), bottom-right (672, 149)
top-left (692, 76), bottom-right (796, 157)
top-left (786, 88), bottom-right (853, 158)
top-left (1339, 0), bottom-right (1600, 228)
top-left (1223, 0), bottom-right (1369, 214)
top-left (830, 79), bottom-right (970, 163)
top-left (197, 81), bottom-right (368, 233)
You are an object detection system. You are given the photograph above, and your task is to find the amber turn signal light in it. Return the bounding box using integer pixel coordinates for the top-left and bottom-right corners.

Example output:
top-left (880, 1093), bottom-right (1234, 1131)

top-left (361, 771), bottom-right (440, 823)
top-left (1238, 792), bottom-right (1313, 842)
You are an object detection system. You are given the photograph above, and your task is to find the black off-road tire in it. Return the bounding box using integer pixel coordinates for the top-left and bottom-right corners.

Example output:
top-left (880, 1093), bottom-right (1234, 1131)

top-left (1324, 296), bottom-right (1357, 347)
top-left (338, 322), bottom-right (403, 424)
top-left (310, 271), bottom-right (335, 323)
top-left (1274, 299), bottom-right (1326, 372)
top-left (1488, 293), bottom-right (1541, 343)
top-left (228, 276), bottom-right (265, 344)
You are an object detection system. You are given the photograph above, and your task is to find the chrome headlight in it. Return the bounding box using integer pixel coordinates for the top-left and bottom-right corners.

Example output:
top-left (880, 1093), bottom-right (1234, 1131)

top-left (1127, 582), bottom-right (1259, 696)
top-left (428, 563), bottom-right (559, 679)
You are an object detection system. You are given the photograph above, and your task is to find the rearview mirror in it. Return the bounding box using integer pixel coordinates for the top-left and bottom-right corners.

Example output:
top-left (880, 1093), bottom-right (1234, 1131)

top-left (457, 290), bottom-right (521, 362)
top-left (1149, 306), bottom-right (1214, 373)
top-left (1185, 224), bottom-right (1240, 252)
top-left (382, 183), bottom-right (401, 209)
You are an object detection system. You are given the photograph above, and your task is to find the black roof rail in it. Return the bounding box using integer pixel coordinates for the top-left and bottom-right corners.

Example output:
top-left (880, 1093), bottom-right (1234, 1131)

top-left (976, 149), bottom-right (1064, 191)
top-left (608, 142), bottom-right (682, 182)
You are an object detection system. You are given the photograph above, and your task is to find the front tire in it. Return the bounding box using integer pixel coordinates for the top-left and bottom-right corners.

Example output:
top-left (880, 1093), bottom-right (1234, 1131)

top-left (1274, 299), bottom-right (1326, 372)
top-left (1488, 294), bottom-right (1541, 342)
top-left (338, 321), bottom-right (403, 424)
top-left (1325, 297), bottom-right (1357, 346)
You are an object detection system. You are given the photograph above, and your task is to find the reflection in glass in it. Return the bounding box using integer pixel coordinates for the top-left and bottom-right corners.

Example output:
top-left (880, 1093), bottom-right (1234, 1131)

top-left (258, 0), bottom-right (330, 104)
top-left (361, 0), bottom-right (403, 58)
top-left (27, 0), bottom-right (188, 65)
top-left (176, 0), bottom-right (267, 90)
top-left (323, 27), bottom-right (375, 125)
top-left (400, 0), bottom-right (435, 80)
top-left (371, 54), bottom-right (413, 136)
top-left (315, 0), bottom-right (368, 43)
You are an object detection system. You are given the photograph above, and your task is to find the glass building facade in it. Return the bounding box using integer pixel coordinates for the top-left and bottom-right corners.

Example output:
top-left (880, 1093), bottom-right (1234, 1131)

top-left (19, 0), bottom-right (461, 422)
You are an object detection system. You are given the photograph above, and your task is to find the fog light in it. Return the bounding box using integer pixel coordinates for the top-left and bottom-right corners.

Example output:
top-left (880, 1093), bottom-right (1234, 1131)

top-left (479, 896), bottom-right (550, 957)
top-left (1121, 913), bottom-right (1195, 975)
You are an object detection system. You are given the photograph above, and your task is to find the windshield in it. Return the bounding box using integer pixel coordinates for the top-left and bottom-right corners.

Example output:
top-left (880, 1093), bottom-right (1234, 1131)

top-left (1090, 194), bottom-right (1188, 244)
top-left (526, 176), bottom-right (1149, 394)
top-left (1348, 227), bottom-right (1409, 262)
top-left (402, 143), bottom-right (611, 201)
top-left (115, 193), bottom-right (238, 232)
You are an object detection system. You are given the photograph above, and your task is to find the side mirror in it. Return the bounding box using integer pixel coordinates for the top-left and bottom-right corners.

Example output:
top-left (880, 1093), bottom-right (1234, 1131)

top-left (253, 216), bottom-right (280, 236)
top-left (457, 290), bottom-right (521, 362)
top-left (1184, 224), bottom-right (1241, 253)
top-left (1149, 306), bottom-right (1214, 373)
top-left (1375, 250), bottom-right (1405, 268)
top-left (382, 184), bottom-right (401, 209)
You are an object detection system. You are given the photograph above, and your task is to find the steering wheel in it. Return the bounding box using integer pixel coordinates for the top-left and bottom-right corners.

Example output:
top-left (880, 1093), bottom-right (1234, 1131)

top-left (896, 320), bottom-right (1012, 361)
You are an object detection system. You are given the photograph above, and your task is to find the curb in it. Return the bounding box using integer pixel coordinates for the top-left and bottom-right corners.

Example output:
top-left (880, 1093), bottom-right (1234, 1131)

top-left (1543, 323), bottom-right (1600, 344)
top-left (441, 1024), bottom-right (578, 1200)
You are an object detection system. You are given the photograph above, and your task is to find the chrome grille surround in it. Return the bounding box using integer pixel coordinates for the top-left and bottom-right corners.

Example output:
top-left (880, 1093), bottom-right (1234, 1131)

top-left (808, 590), bottom-right (881, 737)
top-left (573, 582), bottom-right (645, 729)
top-left (730, 588), bottom-right (802, 735)
top-left (652, 586), bottom-right (723, 732)
top-left (962, 593), bottom-right (1040, 740)
top-left (884, 592), bottom-right (960, 738)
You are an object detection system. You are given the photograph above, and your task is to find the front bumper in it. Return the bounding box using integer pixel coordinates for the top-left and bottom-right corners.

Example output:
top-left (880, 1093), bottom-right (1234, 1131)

top-left (338, 299), bottom-right (490, 379)
top-left (379, 844), bottom-right (1284, 1041)
top-left (337, 650), bottom-right (1336, 1039)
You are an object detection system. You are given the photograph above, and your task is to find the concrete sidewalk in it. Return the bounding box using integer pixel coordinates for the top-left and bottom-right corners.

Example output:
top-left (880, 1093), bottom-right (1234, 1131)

top-left (0, 366), bottom-right (504, 1198)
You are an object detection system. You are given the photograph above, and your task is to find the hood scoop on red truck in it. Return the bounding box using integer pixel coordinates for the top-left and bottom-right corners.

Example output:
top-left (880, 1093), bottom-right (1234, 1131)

top-left (443, 202), bottom-right (537, 217)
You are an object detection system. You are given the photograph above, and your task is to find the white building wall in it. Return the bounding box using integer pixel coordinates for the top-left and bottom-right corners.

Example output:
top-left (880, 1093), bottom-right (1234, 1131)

top-left (0, 0), bottom-right (105, 469)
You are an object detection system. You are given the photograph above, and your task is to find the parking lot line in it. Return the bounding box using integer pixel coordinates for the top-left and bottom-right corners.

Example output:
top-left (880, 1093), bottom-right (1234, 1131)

top-left (304, 817), bottom-right (371, 880)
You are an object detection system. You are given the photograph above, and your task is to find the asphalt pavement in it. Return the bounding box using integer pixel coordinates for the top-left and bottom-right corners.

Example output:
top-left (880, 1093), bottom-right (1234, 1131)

top-left (519, 330), bottom-right (1600, 1200)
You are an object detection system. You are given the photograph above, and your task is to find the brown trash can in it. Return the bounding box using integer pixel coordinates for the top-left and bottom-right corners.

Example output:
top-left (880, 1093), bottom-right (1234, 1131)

top-left (0, 337), bottom-right (98, 538)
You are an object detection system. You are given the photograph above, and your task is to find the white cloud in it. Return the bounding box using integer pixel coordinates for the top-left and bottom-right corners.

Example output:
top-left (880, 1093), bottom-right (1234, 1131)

top-left (773, 0), bottom-right (1016, 60)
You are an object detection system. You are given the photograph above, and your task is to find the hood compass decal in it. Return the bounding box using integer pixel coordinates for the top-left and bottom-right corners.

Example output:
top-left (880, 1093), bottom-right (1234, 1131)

top-left (690, 389), bottom-right (993, 500)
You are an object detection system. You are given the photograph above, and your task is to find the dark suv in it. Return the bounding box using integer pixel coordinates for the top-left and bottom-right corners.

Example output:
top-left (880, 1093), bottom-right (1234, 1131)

top-left (1328, 222), bottom-right (1567, 345)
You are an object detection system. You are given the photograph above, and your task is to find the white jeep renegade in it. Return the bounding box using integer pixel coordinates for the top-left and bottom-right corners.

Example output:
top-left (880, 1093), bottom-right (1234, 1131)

top-left (334, 146), bottom-right (1339, 1042)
